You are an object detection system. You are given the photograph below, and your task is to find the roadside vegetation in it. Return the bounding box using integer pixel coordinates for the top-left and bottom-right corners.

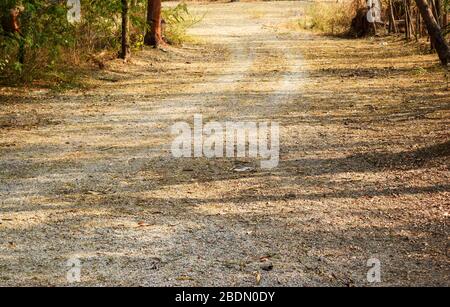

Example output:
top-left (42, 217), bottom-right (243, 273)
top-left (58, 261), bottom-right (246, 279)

top-left (299, 0), bottom-right (449, 65)
top-left (0, 1), bottom-right (198, 87)
top-left (299, 1), bottom-right (356, 35)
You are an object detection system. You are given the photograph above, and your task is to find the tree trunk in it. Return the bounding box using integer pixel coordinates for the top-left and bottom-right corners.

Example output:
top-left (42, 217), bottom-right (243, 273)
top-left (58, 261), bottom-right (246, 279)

top-left (434, 0), bottom-right (442, 26)
top-left (389, 0), bottom-right (398, 33)
top-left (144, 0), bottom-right (154, 45)
top-left (144, 0), bottom-right (163, 47)
top-left (404, 0), bottom-right (411, 39)
top-left (443, 0), bottom-right (448, 28)
top-left (415, 0), bottom-right (450, 65)
top-left (408, 0), bottom-right (415, 38)
top-left (443, 10), bottom-right (448, 29)
top-left (120, 0), bottom-right (131, 60)
top-left (1, 7), bottom-right (26, 64)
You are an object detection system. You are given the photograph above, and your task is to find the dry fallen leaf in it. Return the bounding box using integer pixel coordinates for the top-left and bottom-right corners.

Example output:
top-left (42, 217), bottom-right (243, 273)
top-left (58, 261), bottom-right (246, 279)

top-left (176, 276), bottom-right (195, 281)
top-left (254, 271), bottom-right (261, 285)
top-left (260, 255), bottom-right (271, 262)
top-left (137, 221), bottom-right (152, 228)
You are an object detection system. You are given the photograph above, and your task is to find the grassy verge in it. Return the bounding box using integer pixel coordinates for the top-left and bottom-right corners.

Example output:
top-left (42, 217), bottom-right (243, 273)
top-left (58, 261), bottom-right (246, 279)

top-left (298, 1), bottom-right (356, 35)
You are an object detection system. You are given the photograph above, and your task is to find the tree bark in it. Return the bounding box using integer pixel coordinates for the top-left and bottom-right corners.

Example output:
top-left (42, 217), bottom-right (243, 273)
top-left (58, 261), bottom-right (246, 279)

top-left (389, 0), bottom-right (398, 33)
top-left (144, 0), bottom-right (163, 47)
top-left (120, 0), bottom-right (131, 60)
top-left (404, 0), bottom-right (411, 39)
top-left (444, 12), bottom-right (448, 29)
top-left (1, 7), bottom-right (26, 64)
top-left (144, 0), bottom-right (154, 45)
top-left (415, 7), bottom-right (420, 40)
top-left (415, 0), bottom-right (450, 65)
top-left (434, 0), bottom-right (442, 26)
top-left (443, 10), bottom-right (448, 29)
top-left (443, 0), bottom-right (448, 28)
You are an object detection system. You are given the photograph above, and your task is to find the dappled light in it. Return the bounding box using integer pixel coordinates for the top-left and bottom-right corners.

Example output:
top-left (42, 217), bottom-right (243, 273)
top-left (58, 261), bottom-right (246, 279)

top-left (0, 0), bottom-right (448, 288)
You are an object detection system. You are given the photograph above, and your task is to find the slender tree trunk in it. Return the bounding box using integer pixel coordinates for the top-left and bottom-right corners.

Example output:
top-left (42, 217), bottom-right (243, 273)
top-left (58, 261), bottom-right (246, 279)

top-left (18, 38), bottom-right (25, 64)
top-left (417, 7), bottom-right (423, 39)
top-left (417, 9), bottom-right (422, 36)
top-left (2, 7), bottom-right (26, 64)
top-left (443, 10), bottom-right (448, 29)
top-left (404, 0), bottom-right (411, 39)
top-left (415, 0), bottom-right (449, 65)
top-left (407, 0), bottom-right (415, 37)
top-left (144, 0), bottom-right (163, 47)
top-left (443, 0), bottom-right (448, 28)
top-left (434, 0), bottom-right (442, 26)
top-left (120, 0), bottom-right (131, 60)
top-left (389, 0), bottom-right (398, 33)
top-left (144, 0), bottom-right (154, 45)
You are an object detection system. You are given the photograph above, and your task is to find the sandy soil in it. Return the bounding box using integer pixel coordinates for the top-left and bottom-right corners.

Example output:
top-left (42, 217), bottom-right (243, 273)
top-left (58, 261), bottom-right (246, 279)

top-left (0, 1), bottom-right (449, 286)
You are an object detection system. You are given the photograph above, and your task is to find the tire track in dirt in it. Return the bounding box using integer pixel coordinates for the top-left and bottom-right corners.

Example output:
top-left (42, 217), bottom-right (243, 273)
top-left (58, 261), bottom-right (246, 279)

top-left (138, 4), bottom-right (315, 287)
top-left (0, 1), bottom-right (316, 287)
top-left (268, 34), bottom-right (307, 107)
top-left (150, 43), bottom-right (257, 120)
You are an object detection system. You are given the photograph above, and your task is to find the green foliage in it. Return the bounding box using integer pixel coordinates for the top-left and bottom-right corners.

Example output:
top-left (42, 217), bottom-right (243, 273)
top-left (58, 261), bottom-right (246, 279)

top-left (0, 0), bottom-right (199, 85)
top-left (413, 66), bottom-right (427, 75)
top-left (77, 0), bottom-right (123, 51)
top-left (0, 0), bottom-right (136, 83)
top-left (1, 0), bottom-right (74, 82)
top-left (162, 2), bottom-right (201, 45)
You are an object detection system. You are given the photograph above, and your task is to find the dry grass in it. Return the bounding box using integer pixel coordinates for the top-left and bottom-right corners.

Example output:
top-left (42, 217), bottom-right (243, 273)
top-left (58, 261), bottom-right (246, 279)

top-left (298, 1), bottom-right (357, 35)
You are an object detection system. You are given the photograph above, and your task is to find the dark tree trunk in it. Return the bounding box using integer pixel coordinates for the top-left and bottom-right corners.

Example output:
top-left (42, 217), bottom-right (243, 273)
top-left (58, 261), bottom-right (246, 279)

top-left (1, 7), bottom-right (26, 64)
top-left (404, 0), bottom-right (411, 39)
top-left (389, 0), bottom-right (398, 33)
top-left (443, 0), bottom-right (448, 28)
top-left (444, 12), bottom-right (448, 29)
top-left (434, 0), bottom-right (442, 26)
top-left (415, 0), bottom-right (450, 65)
top-left (144, 0), bottom-right (154, 45)
top-left (144, 0), bottom-right (163, 47)
top-left (443, 10), bottom-right (448, 29)
top-left (120, 0), bottom-right (131, 60)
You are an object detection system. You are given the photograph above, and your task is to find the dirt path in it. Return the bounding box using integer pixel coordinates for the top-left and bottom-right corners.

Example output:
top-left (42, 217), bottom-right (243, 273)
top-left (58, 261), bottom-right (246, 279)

top-left (0, 1), bottom-right (449, 286)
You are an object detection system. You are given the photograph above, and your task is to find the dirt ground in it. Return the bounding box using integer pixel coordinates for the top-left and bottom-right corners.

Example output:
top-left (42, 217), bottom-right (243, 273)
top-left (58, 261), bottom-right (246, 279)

top-left (0, 1), bottom-right (449, 287)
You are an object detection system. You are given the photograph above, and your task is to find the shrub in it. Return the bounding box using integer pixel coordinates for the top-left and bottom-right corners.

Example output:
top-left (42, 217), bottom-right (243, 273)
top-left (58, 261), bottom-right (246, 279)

top-left (0, 0), bottom-right (74, 83)
top-left (162, 2), bottom-right (201, 45)
top-left (0, 1), bottom-right (200, 85)
top-left (299, 1), bottom-right (357, 35)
